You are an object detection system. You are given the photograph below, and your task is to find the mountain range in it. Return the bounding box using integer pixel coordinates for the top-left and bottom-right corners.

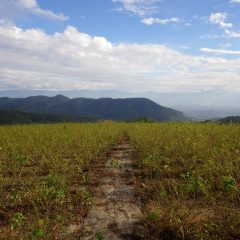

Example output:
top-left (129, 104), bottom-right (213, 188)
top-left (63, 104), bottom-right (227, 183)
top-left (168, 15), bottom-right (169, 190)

top-left (0, 89), bottom-right (239, 108)
top-left (0, 95), bottom-right (187, 123)
top-left (1, 89), bottom-right (240, 119)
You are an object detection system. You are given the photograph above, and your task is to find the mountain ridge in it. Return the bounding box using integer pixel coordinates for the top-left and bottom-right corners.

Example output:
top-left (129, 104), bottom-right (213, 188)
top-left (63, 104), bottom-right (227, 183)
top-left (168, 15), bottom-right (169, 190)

top-left (0, 95), bottom-right (188, 122)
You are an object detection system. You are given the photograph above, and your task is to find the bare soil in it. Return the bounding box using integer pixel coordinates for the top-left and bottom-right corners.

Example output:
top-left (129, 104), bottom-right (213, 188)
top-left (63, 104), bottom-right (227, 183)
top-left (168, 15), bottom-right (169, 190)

top-left (63, 139), bottom-right (144, 240)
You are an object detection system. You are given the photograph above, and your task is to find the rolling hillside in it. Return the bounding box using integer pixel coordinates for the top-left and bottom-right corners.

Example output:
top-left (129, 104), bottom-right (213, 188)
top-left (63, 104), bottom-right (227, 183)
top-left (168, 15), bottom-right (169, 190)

top-left (219, 116), bottom-right (240, 123)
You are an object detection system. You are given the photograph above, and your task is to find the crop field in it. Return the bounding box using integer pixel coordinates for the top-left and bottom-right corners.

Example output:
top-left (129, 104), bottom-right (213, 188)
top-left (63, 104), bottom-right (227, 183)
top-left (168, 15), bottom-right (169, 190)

top-left (0, 122), bottom-right (240, 239)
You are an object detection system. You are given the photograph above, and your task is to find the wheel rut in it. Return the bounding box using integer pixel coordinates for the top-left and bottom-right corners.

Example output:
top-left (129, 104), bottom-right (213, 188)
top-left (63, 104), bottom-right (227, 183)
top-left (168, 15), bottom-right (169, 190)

top-left (80, 139), bottom-right (144, 240)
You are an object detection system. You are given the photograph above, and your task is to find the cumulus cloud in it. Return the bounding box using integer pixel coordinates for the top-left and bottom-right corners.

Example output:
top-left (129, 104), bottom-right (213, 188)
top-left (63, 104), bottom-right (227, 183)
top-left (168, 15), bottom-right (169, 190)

top-left (209, 13), bottom-right (232, 29)
top-left (0, 23), bottom-right (240, 92)
top-left (0, 0), bottom-right (68, 21)
top-left (112, 0), bottom-right (160, 16)
top-left (206, 12), bottom-right (240, 39)
top-left (141, 17), bottom-right (180, 25)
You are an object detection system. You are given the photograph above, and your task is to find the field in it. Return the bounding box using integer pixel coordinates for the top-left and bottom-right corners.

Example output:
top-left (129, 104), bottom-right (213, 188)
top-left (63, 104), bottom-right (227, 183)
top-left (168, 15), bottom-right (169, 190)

top-left (129, 123), bottom-right (240, 239)
top-left (0, 122), bottom-right (240, 239)
top-left (0, 123), bottom-right (122, 239)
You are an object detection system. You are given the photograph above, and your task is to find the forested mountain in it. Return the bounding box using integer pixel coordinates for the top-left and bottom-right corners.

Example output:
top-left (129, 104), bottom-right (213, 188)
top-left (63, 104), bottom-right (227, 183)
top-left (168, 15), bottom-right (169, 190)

top-left (0, 95), bottom-right (188, 122)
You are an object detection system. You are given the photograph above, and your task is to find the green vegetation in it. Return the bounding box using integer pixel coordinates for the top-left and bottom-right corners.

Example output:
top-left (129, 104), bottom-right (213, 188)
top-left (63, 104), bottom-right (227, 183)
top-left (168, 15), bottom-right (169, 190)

top-left (95, 231), bottom-right (104, 240)
top-left (1, 122), bottom-right (240, 239)
top-left (128, 122), bottom-right (240, 239)
top-left (0, 109), bottom-right (99, 124)
top-left (0, 122), bottom-right (122, 239)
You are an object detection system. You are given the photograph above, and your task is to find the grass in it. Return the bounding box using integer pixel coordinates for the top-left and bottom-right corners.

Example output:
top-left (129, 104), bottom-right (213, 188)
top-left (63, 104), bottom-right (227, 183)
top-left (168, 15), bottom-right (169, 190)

top-left (1, 122), bottom-right (240, 239)
top-left (0, 122), bottom-right (122, 239)
top-left (128, 122), bottom-right (240, 239)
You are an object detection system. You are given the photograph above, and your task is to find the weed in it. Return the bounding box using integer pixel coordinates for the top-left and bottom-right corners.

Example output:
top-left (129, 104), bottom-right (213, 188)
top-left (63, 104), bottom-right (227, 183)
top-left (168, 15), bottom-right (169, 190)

top-left (147, 211), bottom-right (159, 221)
top-left (223, 176), bottom-right (237, 192)
top-left (110, 158), bottom-right (121, 168)
top-left (95, 231), bottom-right (104, 240)
top-left (10, 212), bottom-right (24, 230)
top-left (30, 229), bottom-right (45, 239)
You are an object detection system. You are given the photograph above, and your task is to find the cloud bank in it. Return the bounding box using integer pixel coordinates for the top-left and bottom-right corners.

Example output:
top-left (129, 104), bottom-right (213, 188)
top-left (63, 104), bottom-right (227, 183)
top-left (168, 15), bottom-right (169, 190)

top-left (0, 23), bottom-right (240, 92)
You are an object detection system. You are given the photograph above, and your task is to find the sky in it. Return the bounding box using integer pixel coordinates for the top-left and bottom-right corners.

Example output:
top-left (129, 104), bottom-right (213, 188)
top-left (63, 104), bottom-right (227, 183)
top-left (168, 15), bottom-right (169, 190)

top-left (0, 0), bottom-right (240, 93)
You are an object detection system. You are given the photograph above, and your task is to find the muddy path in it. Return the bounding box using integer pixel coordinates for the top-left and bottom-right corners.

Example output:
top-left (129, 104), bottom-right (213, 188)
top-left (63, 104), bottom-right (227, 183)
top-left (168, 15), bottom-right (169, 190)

top-left (80, 138), bottom-right (144, 240)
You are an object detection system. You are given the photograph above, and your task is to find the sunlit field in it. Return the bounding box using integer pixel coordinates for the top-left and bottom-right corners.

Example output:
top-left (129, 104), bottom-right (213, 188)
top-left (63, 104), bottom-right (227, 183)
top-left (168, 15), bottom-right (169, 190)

top-left (129, 123), bottom-right (240, 239)
top-left (1, 122), bottom-right (240, 239)
top-left (0, 123), bottom-right (122, 239)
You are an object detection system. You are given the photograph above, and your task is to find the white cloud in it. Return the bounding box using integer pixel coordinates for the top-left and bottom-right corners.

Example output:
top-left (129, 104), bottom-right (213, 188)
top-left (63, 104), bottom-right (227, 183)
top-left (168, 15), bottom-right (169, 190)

top-left (18, 0), bottom-right (37, 9)
top-left (206, 12), bottom-right (240, 39)
top-left (200, 48), bottom-right (240, 55)
top-left (0, 0), bottom-right (68, 21)
top-left (1, 23), bottom-right (240, 92)
top-left (225, 29), bottom-right (240, 38)
top-left (200, 30), bottom-right (240, 39)
top-left (141, 17), bottom-right (180, 25)
top-left (112, 0), bottom-right (160, 16)
top-left (209, 13), bottom-right (232, 29)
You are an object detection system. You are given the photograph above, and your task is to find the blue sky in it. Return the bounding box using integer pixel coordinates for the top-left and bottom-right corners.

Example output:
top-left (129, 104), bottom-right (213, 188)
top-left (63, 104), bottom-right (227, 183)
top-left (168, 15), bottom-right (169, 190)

top-left (14, 0), bottom-right (240, 50)
top-left (0, 0), bottom-right (240, 93)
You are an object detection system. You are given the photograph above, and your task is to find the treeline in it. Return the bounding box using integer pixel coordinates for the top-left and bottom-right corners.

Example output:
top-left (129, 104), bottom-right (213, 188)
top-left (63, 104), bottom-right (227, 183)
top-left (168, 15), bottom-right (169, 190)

top-left (0, 109), bottom-right (99, 124)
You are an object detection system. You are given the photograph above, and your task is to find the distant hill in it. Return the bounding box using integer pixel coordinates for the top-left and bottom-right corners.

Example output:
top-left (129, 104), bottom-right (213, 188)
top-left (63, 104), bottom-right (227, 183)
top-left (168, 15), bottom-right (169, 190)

top-left (0, 95), bottom-right (188, 122)
top-left (219, 116), bottom-right (240, 124)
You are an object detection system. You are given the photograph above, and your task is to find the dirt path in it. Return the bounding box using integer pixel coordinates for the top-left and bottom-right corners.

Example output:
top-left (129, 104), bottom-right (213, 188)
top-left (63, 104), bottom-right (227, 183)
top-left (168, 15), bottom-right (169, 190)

top-left (80, 139), bottom-right (144, 240)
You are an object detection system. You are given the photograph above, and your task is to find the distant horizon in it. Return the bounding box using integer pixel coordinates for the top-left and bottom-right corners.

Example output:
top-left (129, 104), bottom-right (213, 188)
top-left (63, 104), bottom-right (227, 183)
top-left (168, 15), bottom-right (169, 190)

top-left (1, 89), bottom-right (240, 119)
top-left (0, 88), bottom-right (240, 107)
